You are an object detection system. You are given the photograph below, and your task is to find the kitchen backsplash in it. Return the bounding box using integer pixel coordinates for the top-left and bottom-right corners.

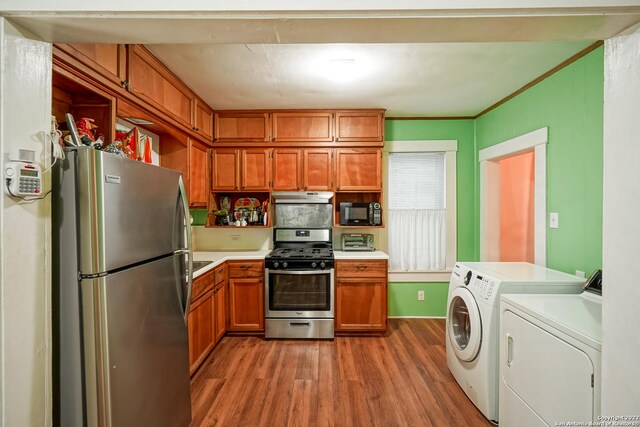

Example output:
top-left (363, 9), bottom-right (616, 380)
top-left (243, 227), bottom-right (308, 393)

top-left (192, 226), bottom-right (385, 252)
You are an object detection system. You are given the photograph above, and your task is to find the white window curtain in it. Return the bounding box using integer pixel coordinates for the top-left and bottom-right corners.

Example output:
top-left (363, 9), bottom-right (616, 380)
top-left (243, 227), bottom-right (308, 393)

top-left (388, 152), bottom-right (446, 271)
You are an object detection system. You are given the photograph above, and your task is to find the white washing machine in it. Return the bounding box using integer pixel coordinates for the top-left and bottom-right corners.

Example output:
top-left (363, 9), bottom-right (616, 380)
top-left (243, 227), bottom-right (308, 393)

top-left (499, 277), bottom-right (602, 426)
top-left (446, 262), bottom-right (585, 423)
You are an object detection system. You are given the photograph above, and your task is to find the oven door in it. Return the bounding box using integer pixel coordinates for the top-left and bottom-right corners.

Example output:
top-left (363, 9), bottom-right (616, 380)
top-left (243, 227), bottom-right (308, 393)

top-left (265, 269), bottom-right (334, 318)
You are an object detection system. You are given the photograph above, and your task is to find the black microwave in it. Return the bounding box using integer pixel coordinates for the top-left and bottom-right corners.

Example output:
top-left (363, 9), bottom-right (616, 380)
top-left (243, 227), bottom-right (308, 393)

top-left (339, 202), bottom-right (382, 226)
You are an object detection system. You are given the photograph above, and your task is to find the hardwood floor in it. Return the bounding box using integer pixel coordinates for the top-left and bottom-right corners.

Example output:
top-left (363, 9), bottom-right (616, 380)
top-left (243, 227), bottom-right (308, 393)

top-left (190, 319), bottom-right (493, 427)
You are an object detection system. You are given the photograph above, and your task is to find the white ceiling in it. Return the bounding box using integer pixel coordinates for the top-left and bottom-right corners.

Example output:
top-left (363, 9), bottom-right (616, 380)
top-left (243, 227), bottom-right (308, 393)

top-left (147, 41), bottom-right (593, 117)
top-left (4, 3), bottom-right (640, 116)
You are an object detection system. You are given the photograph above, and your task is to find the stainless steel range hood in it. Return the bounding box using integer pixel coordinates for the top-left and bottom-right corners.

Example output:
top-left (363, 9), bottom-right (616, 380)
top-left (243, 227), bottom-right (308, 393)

top-left (272, 191), bottom-right (333, 204)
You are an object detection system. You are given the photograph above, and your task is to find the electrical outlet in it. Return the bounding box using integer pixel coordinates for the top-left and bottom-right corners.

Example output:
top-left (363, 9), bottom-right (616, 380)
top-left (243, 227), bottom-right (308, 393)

top-left (576, 270), bottom-right (586, 278)
top-left (418, 291), bottom-right (425, 301)
top-left (230, 234), bottom-right (240, 241)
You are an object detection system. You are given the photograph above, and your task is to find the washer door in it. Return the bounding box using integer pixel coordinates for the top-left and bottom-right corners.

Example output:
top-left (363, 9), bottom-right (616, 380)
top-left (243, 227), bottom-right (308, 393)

top-left (448, 287), bottom-right (482, 362)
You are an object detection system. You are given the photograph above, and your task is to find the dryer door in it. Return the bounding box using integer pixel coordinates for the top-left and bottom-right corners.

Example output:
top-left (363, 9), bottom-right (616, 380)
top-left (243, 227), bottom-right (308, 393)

top-left (448, 287), bottom-right (482, 362)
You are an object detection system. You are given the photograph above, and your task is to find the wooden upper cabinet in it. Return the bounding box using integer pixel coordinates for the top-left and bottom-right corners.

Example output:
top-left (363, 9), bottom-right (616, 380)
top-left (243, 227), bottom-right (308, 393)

top-left (272, 112), bottom-right (333, 142)
top-left (303, 149), bottom-right (334, 191)
top-left (127, 45), bottom-right (193, 128)
top-left (241, 149), bottom-right (271, 191)
top-left (189, 140), bottom-right (209, 208)
top-left (212, 149), bottom-right (240, 191)
top-left (335, 111), bottom-right (384, 143)
top-left (193, 98), bottom-right (214, 141)
top-left (335, 148), bottom-right (382, 191)
top-left (58, 44), bottom-right (126, 86)
top-left (272, 149), bottom-right (302, 191)
top-left (214, 112), bottom-right (270, 142)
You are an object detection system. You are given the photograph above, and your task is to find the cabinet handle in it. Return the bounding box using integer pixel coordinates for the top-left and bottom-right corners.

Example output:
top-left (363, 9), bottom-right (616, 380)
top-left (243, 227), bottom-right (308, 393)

top-left (356, 265), bottom-right (368, 271)
top-left (506, 334), bottom-right (514, 367)
top-left (272, 137), bottom-right (276, 142)
top-left (241, 265), bottom-right (250, 270)
top-left (120, 80), bottom-right (130, 90)
top-left (335, 137), bottom-right (339, 142)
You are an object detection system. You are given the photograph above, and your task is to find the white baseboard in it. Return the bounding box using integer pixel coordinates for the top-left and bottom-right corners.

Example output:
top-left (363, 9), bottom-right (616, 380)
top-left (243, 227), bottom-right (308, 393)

top-left (388, 315), bottom-right (447, 319)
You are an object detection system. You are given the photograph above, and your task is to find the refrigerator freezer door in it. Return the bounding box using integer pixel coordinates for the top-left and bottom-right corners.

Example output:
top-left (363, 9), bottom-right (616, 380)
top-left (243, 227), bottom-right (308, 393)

top-left (80, 254), bottom-right (191, 427)
top-left (70, 147), bottom-right (189, 274)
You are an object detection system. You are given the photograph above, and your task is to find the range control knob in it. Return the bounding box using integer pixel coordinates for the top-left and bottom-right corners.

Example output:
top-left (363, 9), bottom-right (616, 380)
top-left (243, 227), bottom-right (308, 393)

top-left (311, 262), bottom-right (317, 268)
top-left (282, 261), bottom-right (288, 269)
top-left (320, 261), bottom-right (326, 269)
top-left (273, 261), bottom-right (279, 269)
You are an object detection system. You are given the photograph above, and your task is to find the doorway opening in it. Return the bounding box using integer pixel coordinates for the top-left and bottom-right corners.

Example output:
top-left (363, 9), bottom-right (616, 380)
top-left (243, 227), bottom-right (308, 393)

top-left (479, 127), bottom-right (548, 266)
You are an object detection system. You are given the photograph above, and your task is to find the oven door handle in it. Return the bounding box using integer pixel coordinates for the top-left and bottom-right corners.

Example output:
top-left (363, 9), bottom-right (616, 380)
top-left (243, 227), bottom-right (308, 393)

top-left (267, 269), bottom-right (333, 275)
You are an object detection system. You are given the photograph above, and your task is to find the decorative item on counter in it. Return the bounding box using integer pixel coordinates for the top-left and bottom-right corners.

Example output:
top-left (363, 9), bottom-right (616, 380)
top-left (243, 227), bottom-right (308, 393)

top-left (220, 196), bottom-right (231, 213)
top-left (261, 199), bottom-right (269, 226)
top-left (234, 197), bottom-right (261, 225)
top-left (211, 209), bottom-right (230, 226)
top-left (143, 135), bottom-right (153, 164)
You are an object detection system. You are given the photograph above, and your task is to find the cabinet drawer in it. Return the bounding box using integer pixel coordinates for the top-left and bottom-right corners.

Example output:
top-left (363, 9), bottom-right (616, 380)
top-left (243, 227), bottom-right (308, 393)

top-left (228, 260), bottom-right (264, 278)
top-left (214, 264), bottom-right (227, 286)
top-left (336, 260), bottom-right (387, 278)
top-left (192, 270), bottom-right (214, 302)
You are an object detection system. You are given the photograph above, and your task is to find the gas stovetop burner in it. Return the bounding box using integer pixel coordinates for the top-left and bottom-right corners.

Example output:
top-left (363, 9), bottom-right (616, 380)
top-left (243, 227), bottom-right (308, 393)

top-left (269, 247), bottom-right (334, 260)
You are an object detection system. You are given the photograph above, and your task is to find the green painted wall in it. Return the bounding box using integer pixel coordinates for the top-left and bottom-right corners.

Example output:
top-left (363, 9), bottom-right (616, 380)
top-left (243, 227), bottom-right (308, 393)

top-left (388, 282), bottom-right (449, 317)
top-left (190, 209), bottom-right (208, 226)
top-left (475, 47), bottom-right (604, 276)
top-left (385, 119), bottom-right (477, 317)
top-left (385, 119), bottom-right (477, 262)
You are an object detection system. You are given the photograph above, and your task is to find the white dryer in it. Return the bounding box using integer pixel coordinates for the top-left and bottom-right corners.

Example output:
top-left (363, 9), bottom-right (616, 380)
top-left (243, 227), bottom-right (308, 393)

top-left (446, 262), bottom-right (584, 423)
top-left (499, 276), bottom-right (602, 426)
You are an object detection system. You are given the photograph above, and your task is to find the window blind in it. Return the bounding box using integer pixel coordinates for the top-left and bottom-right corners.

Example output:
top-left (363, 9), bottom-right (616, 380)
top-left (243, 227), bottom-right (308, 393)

top-left (388, 152), bottom-right (445, 209)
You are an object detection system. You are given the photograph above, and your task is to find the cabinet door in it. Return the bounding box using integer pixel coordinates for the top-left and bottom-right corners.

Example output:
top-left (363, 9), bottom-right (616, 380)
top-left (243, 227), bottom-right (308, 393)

top-left (335, 148), bottom-right (382, 191)
top-left (335, 111), bottom-right (384, 143)
top-left (127, 45), bottom-right (193, 127)
top-left (229, 278), bottom-right (264, 331)
top-left (272, 149), bottom-right (302, 191)
top-left (272, 112), bottom-right (333, 142)
top-left (335, 278), bottom-right (387, 332)
top-left (214, 283), bottom-right (227, 344)
top-left (189, 140), bottom-right (209, 208)
top-left (214, 112), bottom-right (270, 142)
top-left (211, 149), bottom-right (240, 191)
top-left (303, 149), bottom-right (333, 191)
top-left (241, 149), bottom-right (271, 191)
top-left (188, 290), bottom-right (215, 374)
top-left (59, 44), bottom-right (126, 86)
top-left (193, 98), bottom-right (214, 141)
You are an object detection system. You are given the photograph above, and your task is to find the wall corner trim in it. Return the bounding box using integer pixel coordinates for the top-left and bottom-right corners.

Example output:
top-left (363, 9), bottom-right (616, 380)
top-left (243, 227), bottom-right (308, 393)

top-left (478, 127), bottom-right (548, 162)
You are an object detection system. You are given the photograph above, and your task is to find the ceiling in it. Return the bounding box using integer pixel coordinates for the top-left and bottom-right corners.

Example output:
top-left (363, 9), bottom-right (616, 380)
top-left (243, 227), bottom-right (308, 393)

top-left (4, 4), bottom-right (640, 116)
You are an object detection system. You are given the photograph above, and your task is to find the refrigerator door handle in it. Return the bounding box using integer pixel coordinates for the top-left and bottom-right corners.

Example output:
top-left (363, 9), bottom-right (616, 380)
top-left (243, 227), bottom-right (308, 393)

top-left (178, 176), bottom-right (193, 323)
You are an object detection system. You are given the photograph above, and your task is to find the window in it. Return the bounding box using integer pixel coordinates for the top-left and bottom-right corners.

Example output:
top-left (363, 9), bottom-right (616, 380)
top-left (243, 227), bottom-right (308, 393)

top-left (385, 140), bottom-right (457, 276)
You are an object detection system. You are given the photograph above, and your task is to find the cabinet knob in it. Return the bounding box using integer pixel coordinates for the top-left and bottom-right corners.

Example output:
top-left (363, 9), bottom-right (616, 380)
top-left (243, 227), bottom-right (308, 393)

top-left (272, 137), bottom-right (276, 142)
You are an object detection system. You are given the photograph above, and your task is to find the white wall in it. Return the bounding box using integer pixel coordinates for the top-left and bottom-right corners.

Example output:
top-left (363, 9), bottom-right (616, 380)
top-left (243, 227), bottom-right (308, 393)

top-left (0, 18), bottom-right (52, 425)
top-left (602, 25), bottom-right (640, 415)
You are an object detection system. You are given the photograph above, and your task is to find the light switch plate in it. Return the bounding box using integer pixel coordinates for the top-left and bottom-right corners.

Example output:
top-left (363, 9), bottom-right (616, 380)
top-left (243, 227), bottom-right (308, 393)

top-left (550, 212), bottom-right (559, 229)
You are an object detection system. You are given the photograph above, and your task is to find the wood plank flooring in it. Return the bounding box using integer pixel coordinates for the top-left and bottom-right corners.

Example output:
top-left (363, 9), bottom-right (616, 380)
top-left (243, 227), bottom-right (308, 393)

top-left (190, 319), bottom-right (493, 427)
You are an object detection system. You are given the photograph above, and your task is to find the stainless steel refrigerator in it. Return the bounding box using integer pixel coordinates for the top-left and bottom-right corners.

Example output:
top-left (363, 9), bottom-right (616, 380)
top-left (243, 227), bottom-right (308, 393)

top-left (53, 147), bottom-right (193, 427)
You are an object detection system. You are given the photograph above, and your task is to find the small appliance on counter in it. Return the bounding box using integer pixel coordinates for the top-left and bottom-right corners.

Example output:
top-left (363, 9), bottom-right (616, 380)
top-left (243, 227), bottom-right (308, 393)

top-left (342, 233), bottom-right (375, 251)
top-left (339, 201), bottom-right (382, 226)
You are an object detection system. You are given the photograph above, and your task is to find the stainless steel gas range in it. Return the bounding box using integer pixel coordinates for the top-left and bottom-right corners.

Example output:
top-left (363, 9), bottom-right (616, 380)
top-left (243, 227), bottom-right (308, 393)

top-left (264, 192), bottom-right (335, 339)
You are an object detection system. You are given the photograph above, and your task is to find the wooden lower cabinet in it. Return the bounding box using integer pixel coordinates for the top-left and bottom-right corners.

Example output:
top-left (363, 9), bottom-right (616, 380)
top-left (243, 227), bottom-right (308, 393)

top-left (335, 260), bottom-right (388, 333)
top-left (188, 289), bottom-right (215, 374)
top-left (213, 282), bottom-right (227, 343)
top-left (228, 260), bottom-right (265, 332)
top-left (213, 263), bottom-right (228, 343)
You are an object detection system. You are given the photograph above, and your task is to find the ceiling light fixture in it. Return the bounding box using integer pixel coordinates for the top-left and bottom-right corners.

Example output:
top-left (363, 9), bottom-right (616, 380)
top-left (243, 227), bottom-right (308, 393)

top-left (326, 58), bottom-right (357, 83)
